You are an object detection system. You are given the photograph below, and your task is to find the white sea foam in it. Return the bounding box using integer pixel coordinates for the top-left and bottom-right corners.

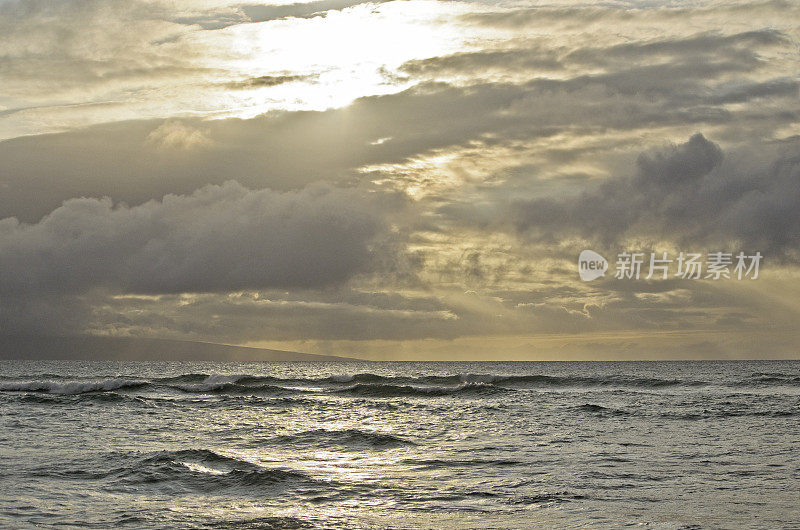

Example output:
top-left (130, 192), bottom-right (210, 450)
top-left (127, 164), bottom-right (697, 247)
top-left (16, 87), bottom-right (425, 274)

top-left (170, 374), bottom-right (249, 392)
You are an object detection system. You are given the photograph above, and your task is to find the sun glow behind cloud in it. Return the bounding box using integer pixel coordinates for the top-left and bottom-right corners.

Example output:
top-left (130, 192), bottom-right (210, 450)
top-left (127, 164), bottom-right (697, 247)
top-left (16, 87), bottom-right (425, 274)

top-left (0, 0), bottom-right (485, 139)
top-left (205, 1), bottom-right (483, 115)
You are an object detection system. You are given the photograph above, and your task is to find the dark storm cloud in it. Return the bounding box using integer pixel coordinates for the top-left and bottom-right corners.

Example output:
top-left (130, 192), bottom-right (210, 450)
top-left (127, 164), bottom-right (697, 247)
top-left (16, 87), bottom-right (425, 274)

top-left (0, 295), bottom-right (95, 337)
top-left (510, 134), bottom-right (800, 257)
top-left (0, 181), bottom-right (396, 297)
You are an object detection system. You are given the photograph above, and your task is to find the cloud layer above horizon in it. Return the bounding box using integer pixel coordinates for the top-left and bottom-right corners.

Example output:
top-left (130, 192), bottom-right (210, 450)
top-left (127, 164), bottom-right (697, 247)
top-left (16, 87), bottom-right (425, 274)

top-left (0, 0), bottom-right (798, 359)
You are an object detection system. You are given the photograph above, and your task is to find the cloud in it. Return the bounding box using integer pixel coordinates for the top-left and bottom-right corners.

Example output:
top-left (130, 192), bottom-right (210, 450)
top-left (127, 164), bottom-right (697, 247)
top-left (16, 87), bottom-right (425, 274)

top-left (147, 120), bottom-right (211, 149)
top-left (1, 0), bottom-right (798, 355)
top-left (0, 181), bottom-right (396, 298)
top-left (85, 290), bottom-right (467, 342)
top-left (238, 0), bottom-right (389, 25)
top-left (2, 13), bottom-right (795, 215)
top-left (2, 61), bottom-right (793, 222)
top-left (399, 48), bottom-right (563, 77)
top-left (510, 134), bottom-right (800, 258)
top-left (224, 74), bottom-right (317, 89)
top-left (0, 0), bottom-right (199, 95)
top-left (563, 29), bottom-right (789, 66)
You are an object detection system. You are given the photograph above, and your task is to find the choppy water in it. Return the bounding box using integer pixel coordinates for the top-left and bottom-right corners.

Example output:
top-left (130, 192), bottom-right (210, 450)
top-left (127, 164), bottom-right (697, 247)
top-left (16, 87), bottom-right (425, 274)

top-left (1, 360), bottom-right (798, 529)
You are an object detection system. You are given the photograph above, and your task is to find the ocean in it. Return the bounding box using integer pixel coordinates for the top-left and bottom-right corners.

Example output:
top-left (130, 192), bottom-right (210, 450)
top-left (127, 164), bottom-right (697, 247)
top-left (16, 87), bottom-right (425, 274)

top-left (1, 360), bottom-right (798, 529)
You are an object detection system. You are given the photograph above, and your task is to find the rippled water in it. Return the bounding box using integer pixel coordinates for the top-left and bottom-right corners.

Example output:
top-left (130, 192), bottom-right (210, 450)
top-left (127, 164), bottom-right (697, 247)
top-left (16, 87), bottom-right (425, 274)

top-left (1, 360), bottom-right (798, 528)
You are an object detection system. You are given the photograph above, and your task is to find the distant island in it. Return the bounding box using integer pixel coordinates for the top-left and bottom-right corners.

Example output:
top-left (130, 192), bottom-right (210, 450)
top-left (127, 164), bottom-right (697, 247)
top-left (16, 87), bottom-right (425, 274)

top-left (0, 335), bottom-right (354, 362)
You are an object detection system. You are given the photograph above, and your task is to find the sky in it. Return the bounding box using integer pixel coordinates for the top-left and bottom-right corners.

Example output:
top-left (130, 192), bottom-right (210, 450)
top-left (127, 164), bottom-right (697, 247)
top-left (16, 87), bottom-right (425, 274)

top-left (0, 0), bottom-right (798, 360)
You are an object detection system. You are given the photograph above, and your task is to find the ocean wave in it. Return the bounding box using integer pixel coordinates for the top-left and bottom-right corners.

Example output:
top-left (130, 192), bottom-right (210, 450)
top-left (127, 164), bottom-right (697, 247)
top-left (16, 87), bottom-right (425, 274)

top-left (171, 382), bottom-right (301, 396)
top-left (574, 403), bottom-right (631, 416)
top-left (0, 378), bottom-right (148, 395)
top-left (404, 458), bottom-right (523, 470)
top-left (505, 491), bottom-right (585, 505)
top-left (740, 375), bottom-right (800, 386)
top-left (268, 372), bottom-right (706, 389)
top-left (12, 392), bottom-right (150, 406)
top-left (476, 374), bottom-right (705, 388)
top-left (358, 373), bottom-right (706, 388)
top-left (209, 516), bottom-right (315, 529)
top-left (75, 449), bottom-right (319, 494)
top-left (663, 409), bottom-right (798, 420)
top-left (10, 371), bottom-right (798, 401)
top-left (0, 371), bottom-right (715, 392)
top-left (153, 373), bottom-right (211, 384)
top-left (0, 372), bottom-right (76, 380)
top-left (334, 382), bottom-right (511, 398)
top-left (263, 429), bottom-right (416, 450)
top-left (130, 449), bottom-right (313, 491)
top-left (325, 373), bottom-right (386, 384)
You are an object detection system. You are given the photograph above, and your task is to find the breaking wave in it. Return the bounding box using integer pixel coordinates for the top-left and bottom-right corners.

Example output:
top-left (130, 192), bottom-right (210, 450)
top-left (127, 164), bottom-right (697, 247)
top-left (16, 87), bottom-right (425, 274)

top-left (4, 370), bottom-right (799, 401)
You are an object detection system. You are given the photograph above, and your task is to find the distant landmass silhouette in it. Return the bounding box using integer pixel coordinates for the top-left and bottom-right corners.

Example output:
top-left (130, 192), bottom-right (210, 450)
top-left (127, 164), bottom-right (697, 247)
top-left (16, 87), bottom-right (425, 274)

top-left (0, 335), bottom-right (353, 361)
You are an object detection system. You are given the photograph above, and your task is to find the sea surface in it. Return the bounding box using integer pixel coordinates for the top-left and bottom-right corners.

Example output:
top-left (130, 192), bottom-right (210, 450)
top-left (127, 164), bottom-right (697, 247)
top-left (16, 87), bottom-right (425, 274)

top-left (0, 360), bottom-right (798, 529)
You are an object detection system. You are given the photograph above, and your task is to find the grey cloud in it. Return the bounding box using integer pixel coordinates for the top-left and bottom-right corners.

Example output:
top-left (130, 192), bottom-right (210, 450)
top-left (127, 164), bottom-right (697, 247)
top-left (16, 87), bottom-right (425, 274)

top-left (564, 30), bottom-right (789, 65)
top-left (400, 48), bottom-right (563, 76)
top-left (707, 79), bottom-right (799, 105)
top-left (0, 181), bottom-right (396, 298)
top-left (224, 74), bottom-right (317, 89)
top-left (0, 295), bottom-right (95, 337)
top-left (3, 53), bottom-right (794, 223)
top-left (510, 134), bottom-right (800, 258)
top-left (239, 0), bottom-right (389, 24)
top-left (459, 7), bottom-right (613, 29)
top-left (0, 0), bottom-right (202, 94)
top-left (88, 291), bottom-right (470, 342)
top-left (398, 30), bottom-right (785, 80)
top-left (171, 0), bottom-right (391, 30)
top-left (460, 1), bottom-right (792, 29)
top-left (171, 9), bottom-right (248, 30)
top-left (1, 0), bottom-right (797, 351)
top-left (2, 16), bottom-right (795, 221)
top-left (0, 84), bottom-right (550, 220)
top-left (162, 0), bottom-right (394, 31)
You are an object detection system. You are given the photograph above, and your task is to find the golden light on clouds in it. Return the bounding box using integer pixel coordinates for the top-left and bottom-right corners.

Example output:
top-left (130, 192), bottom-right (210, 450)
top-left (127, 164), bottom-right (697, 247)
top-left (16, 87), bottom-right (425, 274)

top-left (0, 0), bottom-right (797, 359)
